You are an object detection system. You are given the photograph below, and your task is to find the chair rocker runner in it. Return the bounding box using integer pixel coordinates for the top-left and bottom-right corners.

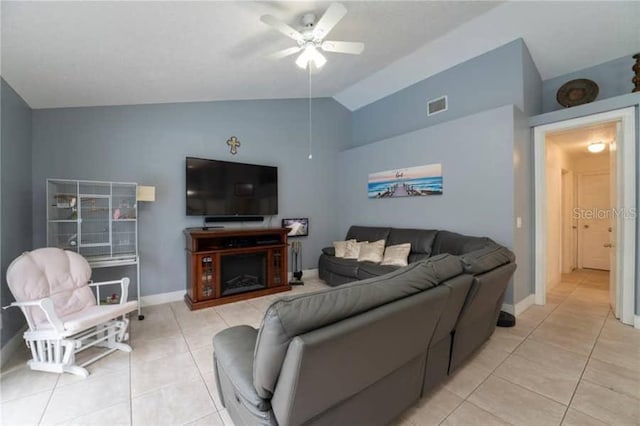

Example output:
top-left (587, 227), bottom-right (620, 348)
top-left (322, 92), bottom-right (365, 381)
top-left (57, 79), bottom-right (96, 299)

top-left (4, 248), bottom-right (138, 377)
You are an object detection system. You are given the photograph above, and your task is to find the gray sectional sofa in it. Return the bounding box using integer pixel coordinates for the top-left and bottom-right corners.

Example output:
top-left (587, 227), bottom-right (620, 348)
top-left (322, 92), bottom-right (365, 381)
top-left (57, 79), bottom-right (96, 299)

top-left (318, 226), bottom-right (500, 286)
top-left (212, 226), bottom-right (516, 426)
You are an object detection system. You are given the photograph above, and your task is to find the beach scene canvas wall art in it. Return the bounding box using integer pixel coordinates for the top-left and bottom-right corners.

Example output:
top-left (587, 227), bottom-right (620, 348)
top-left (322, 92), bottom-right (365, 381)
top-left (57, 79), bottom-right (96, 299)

top-left (368, 163), bottom-right (443, 199)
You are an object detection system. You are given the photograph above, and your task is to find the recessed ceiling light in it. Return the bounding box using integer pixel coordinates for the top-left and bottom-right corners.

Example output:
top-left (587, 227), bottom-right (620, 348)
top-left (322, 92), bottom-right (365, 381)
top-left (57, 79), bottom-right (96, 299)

top-left (587, 141), bottom-right (606, 153)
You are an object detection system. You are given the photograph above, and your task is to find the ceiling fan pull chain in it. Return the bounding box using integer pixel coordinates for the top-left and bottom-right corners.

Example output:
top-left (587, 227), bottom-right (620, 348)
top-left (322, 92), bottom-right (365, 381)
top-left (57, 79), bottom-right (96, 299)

top-left (308, 65), bottom-right (313, 160)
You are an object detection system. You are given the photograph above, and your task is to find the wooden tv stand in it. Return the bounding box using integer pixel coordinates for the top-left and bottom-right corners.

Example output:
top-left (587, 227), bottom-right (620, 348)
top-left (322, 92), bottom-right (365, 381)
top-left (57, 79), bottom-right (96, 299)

top-left (184, 227), bottom-right (291, 310)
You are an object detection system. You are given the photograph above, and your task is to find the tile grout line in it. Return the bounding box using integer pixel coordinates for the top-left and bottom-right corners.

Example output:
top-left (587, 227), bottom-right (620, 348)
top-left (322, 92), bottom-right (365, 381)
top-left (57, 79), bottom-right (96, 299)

top-left (438, 303), bottom-right (555, 425)
top-left (557, 302), bottom-right (610, 425)
top-left (439, 274), bottom-right (587, 425)
top-left (37, 374), bottom-right (60, 425)
top-left (170, 301), bottom-right (225, 424)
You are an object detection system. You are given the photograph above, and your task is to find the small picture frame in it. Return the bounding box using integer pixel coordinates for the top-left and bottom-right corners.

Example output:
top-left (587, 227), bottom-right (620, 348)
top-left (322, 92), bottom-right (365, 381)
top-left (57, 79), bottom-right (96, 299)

top-left (282, 218), bottom-right (309, 237)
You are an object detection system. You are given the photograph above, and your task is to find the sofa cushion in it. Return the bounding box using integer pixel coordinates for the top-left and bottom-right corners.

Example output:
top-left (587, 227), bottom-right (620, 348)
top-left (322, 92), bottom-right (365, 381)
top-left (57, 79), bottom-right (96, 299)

top-left (431, 231), bottom-right (493, 256)
top-left (320, 256), bottom-right (360, 278)
top-left (212, 325), bottom-right (271, 411)
top-left (252, 254), bottom-right (463, 399)
top-left (381, 243), bottom-right (411, 267)
top-left (408, 253), bottom-right (430, 263)
top-left (357, 240), bottom-right (386, 263)
top-left (387, 229), bottom-right (438, 257)
top-left (321, 247), bottom-right (335, 256)
top-left (357, 262), bottom-right (400, 280)
top-left (460, 246), bottom-right (515, 274)
top-left (345, 226), bottom-right (391, 243)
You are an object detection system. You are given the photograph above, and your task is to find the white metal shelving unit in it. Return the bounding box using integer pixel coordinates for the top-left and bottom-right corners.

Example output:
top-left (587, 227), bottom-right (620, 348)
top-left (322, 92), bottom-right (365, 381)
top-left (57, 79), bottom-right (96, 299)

top-left (47, 179), bottom-right (144, 319)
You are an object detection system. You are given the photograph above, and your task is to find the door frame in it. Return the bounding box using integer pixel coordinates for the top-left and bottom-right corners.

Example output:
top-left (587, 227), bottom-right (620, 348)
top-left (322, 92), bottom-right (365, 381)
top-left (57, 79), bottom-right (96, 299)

top-left (533, 107), bottom-right (636, 326)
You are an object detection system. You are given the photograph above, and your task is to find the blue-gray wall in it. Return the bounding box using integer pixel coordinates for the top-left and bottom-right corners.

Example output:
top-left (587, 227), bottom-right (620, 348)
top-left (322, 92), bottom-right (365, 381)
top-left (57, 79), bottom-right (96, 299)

top-left (513, 107), bottom-right (534, 304)
top-left (522, 43), bottom-right (542, 117)
top-left (31, 98), bottom-right (351, 298)
top-left (338, 105), bottom-right (524, 305)
top-left (1, 79), bottom-right (33, 347)
top-left (542, 55), bottom-right (637, 113)
top-left (351, 39), bottom-right (541, 148)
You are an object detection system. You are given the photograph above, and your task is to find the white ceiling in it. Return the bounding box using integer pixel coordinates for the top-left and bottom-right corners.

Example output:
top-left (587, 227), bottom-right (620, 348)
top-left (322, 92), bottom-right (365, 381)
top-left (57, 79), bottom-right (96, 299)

top-left (2, 1), bottom-right (639, 111)
top-left (0, 1), bottom-right (498, 109)
top-left (547, 121), bottom-right (617, 158)
top-left (335, 1), bottom-right (640, 110)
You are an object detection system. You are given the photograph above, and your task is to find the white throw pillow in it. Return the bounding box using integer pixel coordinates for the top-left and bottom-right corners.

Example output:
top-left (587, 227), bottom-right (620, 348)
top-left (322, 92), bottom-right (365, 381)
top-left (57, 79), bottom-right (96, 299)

top-left (381, 243), bottom-right (412, 267)
top-left (357, 239), bottom-right (386, 263)
top-left (333, 239), bottom-right (356, 258)
top-left (344, 240), bottom-right (368, 259)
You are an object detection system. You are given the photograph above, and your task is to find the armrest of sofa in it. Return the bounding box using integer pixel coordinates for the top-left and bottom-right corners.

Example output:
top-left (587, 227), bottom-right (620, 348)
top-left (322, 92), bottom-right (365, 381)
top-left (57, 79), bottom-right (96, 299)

top-left (460, 246), bottom-right (515, 275)
top-left (212, 325), bottom-right (270, 411)
top-left (321, 246), bottom-right (335, 256)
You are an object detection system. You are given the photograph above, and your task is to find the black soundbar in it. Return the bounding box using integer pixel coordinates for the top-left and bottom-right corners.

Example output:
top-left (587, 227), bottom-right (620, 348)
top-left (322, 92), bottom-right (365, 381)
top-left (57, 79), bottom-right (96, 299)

top-left (205, 216), bottom-right (264, 223)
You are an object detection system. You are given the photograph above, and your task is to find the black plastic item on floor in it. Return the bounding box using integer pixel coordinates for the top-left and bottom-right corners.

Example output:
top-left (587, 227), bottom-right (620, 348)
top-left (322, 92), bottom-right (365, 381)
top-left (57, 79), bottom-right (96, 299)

top-left (497, 311), bottom-right (516, 327)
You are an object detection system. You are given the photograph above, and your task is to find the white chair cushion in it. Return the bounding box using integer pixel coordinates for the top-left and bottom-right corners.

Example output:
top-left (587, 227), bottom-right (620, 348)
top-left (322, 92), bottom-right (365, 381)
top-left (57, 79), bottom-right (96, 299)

top-left (61, 301), bottom-right (138, 333)
top-left (7, 248), bottom-right (96, 326)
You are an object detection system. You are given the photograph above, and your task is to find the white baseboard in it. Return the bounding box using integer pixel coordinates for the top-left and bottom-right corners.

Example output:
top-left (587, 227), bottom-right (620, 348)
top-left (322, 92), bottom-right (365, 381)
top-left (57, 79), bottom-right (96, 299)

top-left (139, 269), bottom-right (320, 308)
top-left (1, 325), bottom-right (28, 369)
top-left (635, 315), bottom-right (640, 330)
top-left (140, 290), bottom-right (184, 307)
top-left (502, 294), bottom-right (535, 317)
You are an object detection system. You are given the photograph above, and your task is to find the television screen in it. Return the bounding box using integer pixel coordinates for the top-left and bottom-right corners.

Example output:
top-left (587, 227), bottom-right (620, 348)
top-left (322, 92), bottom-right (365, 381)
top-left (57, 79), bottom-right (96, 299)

top-left (186, 157), bottom-right (278, 216)
top-left (282, 218), bottom-right (309, 237)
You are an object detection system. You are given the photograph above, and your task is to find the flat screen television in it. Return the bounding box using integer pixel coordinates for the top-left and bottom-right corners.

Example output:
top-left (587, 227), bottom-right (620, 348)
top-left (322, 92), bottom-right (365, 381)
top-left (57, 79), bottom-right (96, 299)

top-left (186, 157), bottom-right (278, 216)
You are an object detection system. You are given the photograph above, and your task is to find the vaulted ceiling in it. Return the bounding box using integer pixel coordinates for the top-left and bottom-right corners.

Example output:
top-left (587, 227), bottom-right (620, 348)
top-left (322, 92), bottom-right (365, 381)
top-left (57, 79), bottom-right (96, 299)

top-left (2, 1), bottom-right (638, 110)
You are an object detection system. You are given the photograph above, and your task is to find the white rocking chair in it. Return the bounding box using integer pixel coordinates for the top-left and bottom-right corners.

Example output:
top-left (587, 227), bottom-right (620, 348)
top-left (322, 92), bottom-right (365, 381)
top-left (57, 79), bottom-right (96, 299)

top-left (4, 248), bottom-right (138, 377)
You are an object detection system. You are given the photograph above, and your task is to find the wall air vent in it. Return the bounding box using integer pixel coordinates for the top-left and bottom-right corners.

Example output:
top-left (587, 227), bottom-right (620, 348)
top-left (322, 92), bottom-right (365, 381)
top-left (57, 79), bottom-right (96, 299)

top-left (427, 95), bottom-right (448, 117)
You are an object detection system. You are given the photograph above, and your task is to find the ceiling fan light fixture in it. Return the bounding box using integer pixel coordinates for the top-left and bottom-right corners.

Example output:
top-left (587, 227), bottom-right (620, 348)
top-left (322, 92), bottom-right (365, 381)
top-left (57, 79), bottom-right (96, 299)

top-left (312, 50), bottom-right (327, 68)
top-left (587, 141), bottom-right (606, 153)
top-left (295, 50), bottom-right (310, 69)
top-left (295, 46), bottom-right (326, 70)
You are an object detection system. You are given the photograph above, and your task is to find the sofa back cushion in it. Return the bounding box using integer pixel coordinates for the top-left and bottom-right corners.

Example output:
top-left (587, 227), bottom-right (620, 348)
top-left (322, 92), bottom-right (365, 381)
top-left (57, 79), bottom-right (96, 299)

top-left (345, 226), bottom-right (391, 243)
top-left (431, 231), bottom-right (494, 256)
top-left (387, 228), bottom-right (438, 259)
top-left (252, 254), bottom-right (463, 399)
top-left (460, 246), bottom-right (515, 274)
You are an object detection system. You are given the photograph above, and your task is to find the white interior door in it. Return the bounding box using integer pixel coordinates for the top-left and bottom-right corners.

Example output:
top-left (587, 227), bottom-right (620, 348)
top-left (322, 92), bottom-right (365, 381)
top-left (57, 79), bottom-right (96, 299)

top-left (578, 173), bottom-right (610, 270)
top-left (609, 125), bottom-right (619, 317)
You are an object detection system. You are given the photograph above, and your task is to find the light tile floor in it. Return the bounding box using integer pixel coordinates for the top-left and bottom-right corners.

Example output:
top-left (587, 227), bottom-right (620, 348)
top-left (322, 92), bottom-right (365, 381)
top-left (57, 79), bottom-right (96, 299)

top-left (395, 269), bottom-right (640, 426)
top-left (2, 270), bottom-right (639, 425)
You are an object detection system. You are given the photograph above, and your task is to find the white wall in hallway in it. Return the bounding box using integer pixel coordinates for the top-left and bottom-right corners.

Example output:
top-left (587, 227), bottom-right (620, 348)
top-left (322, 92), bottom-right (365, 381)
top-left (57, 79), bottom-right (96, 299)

top-left (545, 142), bottom-right (572, 289)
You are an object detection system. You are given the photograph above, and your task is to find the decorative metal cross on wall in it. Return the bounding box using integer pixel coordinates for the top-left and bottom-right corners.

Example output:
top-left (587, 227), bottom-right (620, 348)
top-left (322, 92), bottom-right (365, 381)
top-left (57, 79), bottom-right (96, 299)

top-left (226, 136), bottom-right (241, 155)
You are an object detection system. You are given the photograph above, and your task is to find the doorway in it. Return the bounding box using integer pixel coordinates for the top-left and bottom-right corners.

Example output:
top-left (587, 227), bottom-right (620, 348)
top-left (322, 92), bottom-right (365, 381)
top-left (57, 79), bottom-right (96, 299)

top-left (534, 107), bottom-right (636, 326)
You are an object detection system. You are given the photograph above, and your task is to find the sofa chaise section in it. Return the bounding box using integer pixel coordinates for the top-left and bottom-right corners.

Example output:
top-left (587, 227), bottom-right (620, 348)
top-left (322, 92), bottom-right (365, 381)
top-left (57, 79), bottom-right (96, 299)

top-left (213, 255), bottom-right (472, 426)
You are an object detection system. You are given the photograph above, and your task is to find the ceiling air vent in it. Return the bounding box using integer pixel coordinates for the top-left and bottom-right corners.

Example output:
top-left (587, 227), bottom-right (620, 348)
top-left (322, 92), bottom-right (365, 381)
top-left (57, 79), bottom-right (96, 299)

top-left (427, 95), bottom-right (448, 116)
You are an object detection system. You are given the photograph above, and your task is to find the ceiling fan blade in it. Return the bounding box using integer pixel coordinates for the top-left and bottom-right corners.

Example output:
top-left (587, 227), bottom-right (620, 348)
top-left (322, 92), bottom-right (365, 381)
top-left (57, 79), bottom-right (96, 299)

top-left (269, 46), bottom-right (302, 59)
top-left (321, 41), bottom-right (365, 55)
top-left (312, 2), bottom-right (347, 40)
top-left (260, 15), bottom-right (304, 43)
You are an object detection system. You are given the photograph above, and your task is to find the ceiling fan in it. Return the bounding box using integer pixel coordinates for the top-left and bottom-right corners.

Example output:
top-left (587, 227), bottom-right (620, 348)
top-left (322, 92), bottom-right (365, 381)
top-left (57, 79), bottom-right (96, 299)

top-left (260, 2), bottom-right (364, 70)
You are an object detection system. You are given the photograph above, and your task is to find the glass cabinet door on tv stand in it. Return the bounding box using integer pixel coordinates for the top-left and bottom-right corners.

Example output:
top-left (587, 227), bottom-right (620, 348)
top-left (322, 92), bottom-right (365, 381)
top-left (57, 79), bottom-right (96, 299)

top-left (47, 179), bottom-right (144, 319)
